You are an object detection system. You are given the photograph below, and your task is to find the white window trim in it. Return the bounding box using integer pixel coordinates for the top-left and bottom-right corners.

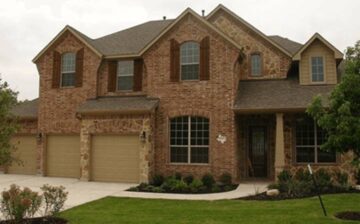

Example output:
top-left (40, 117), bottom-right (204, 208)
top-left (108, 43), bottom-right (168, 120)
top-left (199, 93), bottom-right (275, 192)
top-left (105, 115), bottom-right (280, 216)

top-left (116, 60), bottom-right (134, 91)
top-left (180, 42), bottom-right (200, 81)
top-left (169, 116), bottom-right (209, 165)
top-left (309, 55), bottom-right (326, 84)
top-left (295, 120), bottom-right (336, 164)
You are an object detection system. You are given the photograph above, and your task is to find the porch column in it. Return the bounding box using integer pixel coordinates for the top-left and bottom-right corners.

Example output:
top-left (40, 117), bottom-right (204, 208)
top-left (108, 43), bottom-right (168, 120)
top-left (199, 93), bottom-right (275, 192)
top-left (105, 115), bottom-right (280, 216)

top-left (275, 113), bottom-right (285, 177)
top-left (79, 120), bottom-right (91, 181)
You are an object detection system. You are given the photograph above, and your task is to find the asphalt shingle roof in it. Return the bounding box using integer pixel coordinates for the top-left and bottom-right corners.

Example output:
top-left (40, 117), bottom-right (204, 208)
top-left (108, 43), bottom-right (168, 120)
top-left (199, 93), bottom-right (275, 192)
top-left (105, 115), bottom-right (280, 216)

top-left (76, 96), bottom-right (159, 115)
top-left (234, 78), bottom-right (334, 112)
top-left (11, 99), bottom-right (38, 119)
top-left (268, 35), bottom-right (303, 55)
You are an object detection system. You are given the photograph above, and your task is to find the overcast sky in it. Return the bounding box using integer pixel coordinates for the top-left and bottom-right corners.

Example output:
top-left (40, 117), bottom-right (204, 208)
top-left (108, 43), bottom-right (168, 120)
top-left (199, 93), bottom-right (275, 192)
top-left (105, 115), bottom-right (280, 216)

top-left (1, 0), bottom-right (359, 100)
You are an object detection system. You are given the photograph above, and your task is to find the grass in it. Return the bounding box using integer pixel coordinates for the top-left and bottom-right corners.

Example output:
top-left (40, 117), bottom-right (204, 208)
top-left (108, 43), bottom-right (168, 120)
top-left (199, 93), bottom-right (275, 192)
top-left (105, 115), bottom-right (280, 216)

top-left (61, 193), bottom-right (360, 224)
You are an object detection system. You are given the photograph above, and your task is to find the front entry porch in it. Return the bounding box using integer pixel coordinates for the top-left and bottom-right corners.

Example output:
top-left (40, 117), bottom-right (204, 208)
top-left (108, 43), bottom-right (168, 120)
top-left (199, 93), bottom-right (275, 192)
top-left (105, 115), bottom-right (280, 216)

top-left (237, 113), bottom-right (286, 181)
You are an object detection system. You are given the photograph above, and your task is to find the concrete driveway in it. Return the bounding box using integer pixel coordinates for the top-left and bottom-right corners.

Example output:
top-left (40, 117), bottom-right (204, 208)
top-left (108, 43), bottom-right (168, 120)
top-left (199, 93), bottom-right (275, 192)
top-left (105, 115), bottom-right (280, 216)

top-left (0, 174), bottom-right (136, 210)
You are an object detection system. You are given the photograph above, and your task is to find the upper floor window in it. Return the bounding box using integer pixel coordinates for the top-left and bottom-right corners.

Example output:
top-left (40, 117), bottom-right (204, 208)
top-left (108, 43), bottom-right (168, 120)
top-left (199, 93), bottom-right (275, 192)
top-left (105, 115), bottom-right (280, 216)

top-left (61, 52), bottom-right (76, 87)
top-left (250, 53), bottom-right (262, 76)
top-left (180, 42), bottom-right (200, 80)
top-left (311, 56), bottom-right (324, 82)
top-left (170, 116), bottom-right (209, 164)
top-left (117, 60), bottom-right (134, 91)
top-left (295, 116), bottom-right (336, 163)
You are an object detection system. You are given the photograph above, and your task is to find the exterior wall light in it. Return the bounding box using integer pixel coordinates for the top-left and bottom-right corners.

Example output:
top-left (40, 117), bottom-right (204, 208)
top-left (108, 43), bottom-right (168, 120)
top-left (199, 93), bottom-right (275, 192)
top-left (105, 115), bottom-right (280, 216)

top-left (140, 131), bottom-right (147, 143)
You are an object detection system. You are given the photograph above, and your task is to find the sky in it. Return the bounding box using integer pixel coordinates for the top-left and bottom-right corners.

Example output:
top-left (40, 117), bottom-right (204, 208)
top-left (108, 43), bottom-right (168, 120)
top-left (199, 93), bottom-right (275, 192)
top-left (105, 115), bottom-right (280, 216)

top-left (0, 0), bottom-right (359, 100)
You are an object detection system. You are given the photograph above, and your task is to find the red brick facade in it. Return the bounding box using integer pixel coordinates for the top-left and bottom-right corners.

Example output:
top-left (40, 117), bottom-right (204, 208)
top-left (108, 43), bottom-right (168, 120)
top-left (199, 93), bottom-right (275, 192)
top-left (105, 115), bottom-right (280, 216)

top-left (13, 7), bottom-right (354, 184)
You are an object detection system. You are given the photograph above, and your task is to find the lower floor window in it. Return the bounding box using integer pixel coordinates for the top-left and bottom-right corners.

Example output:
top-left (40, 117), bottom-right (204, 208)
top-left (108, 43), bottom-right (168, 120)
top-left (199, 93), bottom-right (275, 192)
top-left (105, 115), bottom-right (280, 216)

top-left (170, 116), bottom-right (209, 164)
top-left (295, 116), bottom-right (336, 163)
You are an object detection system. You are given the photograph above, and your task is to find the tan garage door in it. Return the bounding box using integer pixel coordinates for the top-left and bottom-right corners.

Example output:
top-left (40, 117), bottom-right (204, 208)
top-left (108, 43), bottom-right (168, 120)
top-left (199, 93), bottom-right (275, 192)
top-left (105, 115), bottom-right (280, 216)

top-left (47, 135), bottom-right (80, 178)
top-left (91, 135), bottom-right (140, 183)
top-left (8, 136), bottom-right (37, 175)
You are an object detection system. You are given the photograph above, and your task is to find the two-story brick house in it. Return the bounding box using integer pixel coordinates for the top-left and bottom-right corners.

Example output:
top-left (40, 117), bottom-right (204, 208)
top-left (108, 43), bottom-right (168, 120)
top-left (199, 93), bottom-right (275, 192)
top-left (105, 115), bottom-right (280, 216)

top-left (7, 5), bottom-right (355, 183)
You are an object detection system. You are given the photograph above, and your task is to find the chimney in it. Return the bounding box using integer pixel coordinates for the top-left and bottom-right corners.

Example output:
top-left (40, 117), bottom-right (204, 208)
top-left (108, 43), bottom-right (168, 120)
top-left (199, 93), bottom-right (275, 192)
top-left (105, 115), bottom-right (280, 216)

top-left (163, 16), bottom-right (166, 20)
top-left (201, 10), bottom-right (205, 17)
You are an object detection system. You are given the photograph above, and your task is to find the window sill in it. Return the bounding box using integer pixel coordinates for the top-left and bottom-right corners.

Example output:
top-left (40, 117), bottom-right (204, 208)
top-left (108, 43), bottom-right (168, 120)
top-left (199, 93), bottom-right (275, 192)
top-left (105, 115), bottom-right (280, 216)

top-left (167, 162), bottom-right (210, 166)
top-left (293, 162), bottom-right (338, 166)
top-left (59, 86), bottom-right (76, 89)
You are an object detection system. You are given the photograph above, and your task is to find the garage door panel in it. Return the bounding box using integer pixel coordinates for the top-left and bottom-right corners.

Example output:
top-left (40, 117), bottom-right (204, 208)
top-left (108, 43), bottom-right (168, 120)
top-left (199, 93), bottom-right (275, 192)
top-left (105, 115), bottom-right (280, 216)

top-left (92, 135), bottom-right (140, 183)
top-left (8, 136), bottom-right (37, 175)
top-left (47, 135), bottom-right (80, 178)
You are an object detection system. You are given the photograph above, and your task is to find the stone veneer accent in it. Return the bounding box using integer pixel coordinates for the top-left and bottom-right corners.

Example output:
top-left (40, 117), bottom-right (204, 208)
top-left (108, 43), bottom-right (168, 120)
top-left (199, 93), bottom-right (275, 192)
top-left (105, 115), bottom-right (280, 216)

top-left (284, 114), bottom-right (357, 184)
top-left (79, 114), bottom-right (154, 183)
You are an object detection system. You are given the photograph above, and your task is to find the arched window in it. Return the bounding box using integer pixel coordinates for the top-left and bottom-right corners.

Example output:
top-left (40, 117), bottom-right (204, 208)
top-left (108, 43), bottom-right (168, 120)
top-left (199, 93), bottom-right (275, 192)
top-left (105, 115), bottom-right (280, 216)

top-left (180, 42), bottom-right (200, 80)
top-left (250, 53), bottom-right (262, 77)
top-left (61, 52), bottom-right (76, 87)
top-left (169, 116), bottom-right (209, 164)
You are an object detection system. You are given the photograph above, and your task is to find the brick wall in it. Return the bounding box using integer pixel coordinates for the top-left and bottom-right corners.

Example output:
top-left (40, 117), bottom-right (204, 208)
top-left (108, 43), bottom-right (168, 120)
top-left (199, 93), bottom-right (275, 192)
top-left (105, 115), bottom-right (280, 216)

top-left (208, 10), bottom-right (292, 80)
top-left (143, 14), bottom-right (241, 180)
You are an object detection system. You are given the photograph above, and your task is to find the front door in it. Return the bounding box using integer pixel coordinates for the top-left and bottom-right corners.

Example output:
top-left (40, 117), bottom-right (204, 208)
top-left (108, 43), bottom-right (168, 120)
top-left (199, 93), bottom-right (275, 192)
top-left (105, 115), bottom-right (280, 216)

top-left (249, 126), bottom-right (267, 178)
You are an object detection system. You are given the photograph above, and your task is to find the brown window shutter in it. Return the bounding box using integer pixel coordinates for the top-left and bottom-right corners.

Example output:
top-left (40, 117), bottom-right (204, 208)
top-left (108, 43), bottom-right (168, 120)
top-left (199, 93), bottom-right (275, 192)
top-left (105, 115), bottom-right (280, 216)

top-left (108, 61), bottom-right (117, 92)
top-left (133, 59), bottom-right (143, 92)
top-left (200, 36), bottom-right (210, 80)
top-left (170, 39), bottom-right (180, 82)
top-left (52, 51), bottom-right (61, 88)
top-left (75, 48), bottom-right (84, 87)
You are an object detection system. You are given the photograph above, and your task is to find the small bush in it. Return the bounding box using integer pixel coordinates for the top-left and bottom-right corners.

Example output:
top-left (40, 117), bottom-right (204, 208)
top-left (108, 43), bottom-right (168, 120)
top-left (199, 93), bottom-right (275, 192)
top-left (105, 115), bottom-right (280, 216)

top-left (183, 175), bottom-right (194, 185)
top-left (335, 172), bottom-right (349, 188)
top-left (294, 168), bottom-right (312, 182)
top-left (0, 184), bottom-right (42, 223)
top-left (202, 173), bottom-right (215, 189)
top-left (219, 172), bottom-right (232, 185)
top-left (315, 169), bottom-right (333, 192)
top-left (223, 185), bottom-right (235, 192)
top-left (356, 169), bottom-right (360, 185)
top-left (151, 174), bottom-right (165, 187)
top-left (278, 170), bottom-right (292, 182)
top-left (175, 172), bottom-right (182, 180)
top-left (211, 185), bottom-right (221, 193)
top-left (189, 179), bottom-right (204, 193)
top-left (41, 184), bottom-right (68, 217)
top-left (173, 180), bottom-right (188, 193)
top-left (160, 176), bottom-right (179, 191)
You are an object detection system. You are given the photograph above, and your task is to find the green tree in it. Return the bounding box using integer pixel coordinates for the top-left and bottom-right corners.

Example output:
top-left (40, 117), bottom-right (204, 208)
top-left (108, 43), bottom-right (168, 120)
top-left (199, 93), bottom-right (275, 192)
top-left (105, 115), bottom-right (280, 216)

top-left (307, 41), bottom-right (360, 165)
top-left (0, 76), bottom-right (19, 167)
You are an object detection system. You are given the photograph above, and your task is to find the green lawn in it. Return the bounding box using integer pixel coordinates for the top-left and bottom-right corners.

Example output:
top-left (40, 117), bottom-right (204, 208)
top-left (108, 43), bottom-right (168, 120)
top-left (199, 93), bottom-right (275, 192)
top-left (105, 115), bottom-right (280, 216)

top-left (61, 194), bottom-right (360, 224)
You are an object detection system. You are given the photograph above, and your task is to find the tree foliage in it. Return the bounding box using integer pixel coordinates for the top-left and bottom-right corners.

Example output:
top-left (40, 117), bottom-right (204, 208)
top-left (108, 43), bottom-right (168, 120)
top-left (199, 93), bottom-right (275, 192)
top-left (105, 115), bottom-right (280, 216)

top-left (307, 41), bottom-right (360, 165)
top-left (0, 77), bottom-right (19, 166)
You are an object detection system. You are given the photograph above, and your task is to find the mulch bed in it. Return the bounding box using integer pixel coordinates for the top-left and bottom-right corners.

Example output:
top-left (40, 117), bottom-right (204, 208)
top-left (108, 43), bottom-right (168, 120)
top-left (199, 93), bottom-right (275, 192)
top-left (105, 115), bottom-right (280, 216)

top-left (335, 211), bottom-right (360, 221)
top-left (0, 217), bottom-right (68, 224)
top-left (238, 189), bottom-right (360, 201)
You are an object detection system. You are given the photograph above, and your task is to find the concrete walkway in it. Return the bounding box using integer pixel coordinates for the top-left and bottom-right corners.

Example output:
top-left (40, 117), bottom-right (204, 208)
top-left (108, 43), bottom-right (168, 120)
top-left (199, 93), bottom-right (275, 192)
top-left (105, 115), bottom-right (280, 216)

top-left (0, 174), bottom-right (269, 210)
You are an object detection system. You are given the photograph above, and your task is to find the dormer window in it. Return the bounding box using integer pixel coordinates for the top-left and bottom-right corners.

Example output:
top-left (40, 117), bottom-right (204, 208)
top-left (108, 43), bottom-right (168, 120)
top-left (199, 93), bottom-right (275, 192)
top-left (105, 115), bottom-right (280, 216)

top-left (117, 60), bottom-right (134, 91)
top-left (250, 53), bottom-right (262, 77)
top-left (311, 56), bottom-right (324, 82)
top-left (180, 42), bottom-right (200, 80)
top-left (61, 52), bottom-right (76, 87)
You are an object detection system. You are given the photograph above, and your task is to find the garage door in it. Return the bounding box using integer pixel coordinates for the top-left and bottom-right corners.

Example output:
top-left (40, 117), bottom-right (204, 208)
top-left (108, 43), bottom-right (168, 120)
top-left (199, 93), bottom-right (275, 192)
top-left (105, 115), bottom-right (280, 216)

top-left (91, 135), bottom-right (140, 183)
top-left (8, 136), bottom-right (37, 175)
top-left (47, 135), bottom-right (80, 178)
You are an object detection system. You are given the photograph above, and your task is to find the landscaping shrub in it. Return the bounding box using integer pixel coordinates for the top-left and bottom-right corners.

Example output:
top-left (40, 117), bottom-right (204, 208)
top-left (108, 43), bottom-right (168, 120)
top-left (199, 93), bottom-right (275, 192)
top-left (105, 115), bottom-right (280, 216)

top-left (151, 174), bottom-right (165, 187)
top-left (201, 173), bottom-right (215, 189)
top-left (41, 184), bottom-right (68, 217)
top-left (160, 176), bottom-right (179, 192)
top-left (314, 169), bottom-right (333, 192)
top-left (173, 180), bottom-right (188, 193)
top-left (334, 172), bottom-right (349, 189)
top-left (183, 175), bottom-right (194, 185)
top-left (0, 184), bottom-right (42, 223)
top-left (211, 185), bottom-right (221, 193)
top-left (174, 172), bottom-right (182, 180)
top-left (189, 179), bottom-right (204, 193)
top-left (356, 169), bottom-right (360, 185)
top-left (219, 172), bottom-right (232, 185)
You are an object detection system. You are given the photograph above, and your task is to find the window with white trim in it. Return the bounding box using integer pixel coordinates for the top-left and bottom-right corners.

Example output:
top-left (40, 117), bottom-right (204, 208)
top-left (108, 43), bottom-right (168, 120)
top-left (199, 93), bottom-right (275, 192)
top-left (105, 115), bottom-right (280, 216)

top-left (61, 52), bottom-right (76, 87)
top-left (180, 42), bottom-right (200, 80)
top-left (250, 53), bottom-right (262, 76)
top-left (117, 60), bottom-right (134, 91)
top-left (295, 117), bottom-right (336, 163)
top-left (170, 116), bottom-right (209, 164)
top-left (311, 56), bottom-right (324, 82)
